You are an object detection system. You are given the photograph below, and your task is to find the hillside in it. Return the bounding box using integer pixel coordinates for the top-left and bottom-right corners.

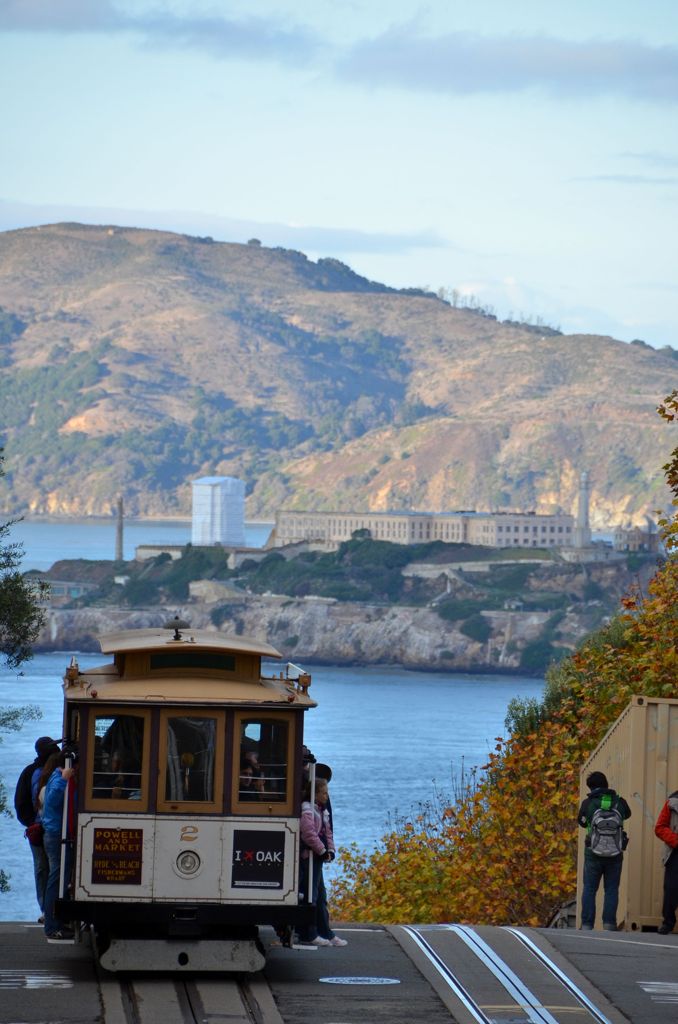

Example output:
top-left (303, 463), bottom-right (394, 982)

top-left (0, 222), bottom-right (675, 525)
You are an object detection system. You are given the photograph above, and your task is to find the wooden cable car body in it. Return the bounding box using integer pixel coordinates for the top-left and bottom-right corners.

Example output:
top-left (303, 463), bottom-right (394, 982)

top-left (56, 623), bottom-right (317, 971)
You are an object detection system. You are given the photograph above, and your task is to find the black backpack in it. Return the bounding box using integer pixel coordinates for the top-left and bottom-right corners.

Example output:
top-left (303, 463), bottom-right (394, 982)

top-left (14, 762), bottom-right (38, 827)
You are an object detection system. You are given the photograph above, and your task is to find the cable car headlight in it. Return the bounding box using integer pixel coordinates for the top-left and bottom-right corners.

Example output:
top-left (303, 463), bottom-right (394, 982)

top-left (176, 850), bottom-right (201, 876)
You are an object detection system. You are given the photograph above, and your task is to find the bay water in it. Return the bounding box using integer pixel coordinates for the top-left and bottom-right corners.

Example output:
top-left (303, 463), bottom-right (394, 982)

top-left (12, 517), bottom-right (274, 572)
top-left (0, 517), bottom-right (543, 920)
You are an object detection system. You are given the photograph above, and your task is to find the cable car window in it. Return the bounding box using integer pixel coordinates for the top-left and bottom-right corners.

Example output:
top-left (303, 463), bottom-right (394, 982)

top-left (92, 713), bottom-right (145, 801)
top-left (238, 718), bottom-right (289, 803)
top-left (164, 716), bottom-right (216, 802)
top-left (150, 652), bottom-right (236, 672)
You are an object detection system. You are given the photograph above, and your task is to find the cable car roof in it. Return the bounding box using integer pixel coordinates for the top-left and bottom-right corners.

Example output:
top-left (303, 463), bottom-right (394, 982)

top-left (97, 627), bottom-right (283, 659)
top-left (62, 626), bottom-right (316, 707)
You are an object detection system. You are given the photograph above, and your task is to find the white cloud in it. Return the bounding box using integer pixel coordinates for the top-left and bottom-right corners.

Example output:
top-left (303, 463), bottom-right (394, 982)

top-left (0, 0), bottom-right (320, 65)
top-left (0, 0), bottom-right (121, 31)
top-left (619, 150), bottom-right (678, 168)
top-left (337, 28), bottom-right (678, 103)
top-left (0, 198), bottom-right (444, 256)
top-left (6, 4), bottom-right (678, 100)
top-left (574, 174), bottom-right (678, 185)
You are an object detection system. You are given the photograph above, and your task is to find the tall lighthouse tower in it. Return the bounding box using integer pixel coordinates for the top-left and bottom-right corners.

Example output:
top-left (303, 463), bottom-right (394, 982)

top-left (574, 470), bottom-right (592, 549)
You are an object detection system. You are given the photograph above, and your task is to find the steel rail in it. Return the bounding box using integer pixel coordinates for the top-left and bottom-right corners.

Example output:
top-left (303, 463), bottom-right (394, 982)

top-left (505, 927), bottom-right (615, 1024)
top-left (447, 924), bottom-right (560, 1024)
top-left (404, 924), bottom-right (614, 1024)
top-left (114, 976), bottom-right (264, 1024)
top-left (401, 925), bottom-right (494, 1024)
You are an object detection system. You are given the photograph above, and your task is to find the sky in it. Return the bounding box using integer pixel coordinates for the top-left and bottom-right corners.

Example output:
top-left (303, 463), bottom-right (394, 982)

top-left (1, 0), bottom-right (677, 347)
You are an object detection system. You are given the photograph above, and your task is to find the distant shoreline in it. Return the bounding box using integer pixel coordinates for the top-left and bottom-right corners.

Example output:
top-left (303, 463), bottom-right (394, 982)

top-left (11, 514), bottom-right (274, 526)
top-left (31, 644), bottom-right (543, 680)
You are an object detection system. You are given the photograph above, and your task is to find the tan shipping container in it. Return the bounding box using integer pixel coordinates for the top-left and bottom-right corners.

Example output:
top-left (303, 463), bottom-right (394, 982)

top-left (577, 695), bottom-right (678, 931)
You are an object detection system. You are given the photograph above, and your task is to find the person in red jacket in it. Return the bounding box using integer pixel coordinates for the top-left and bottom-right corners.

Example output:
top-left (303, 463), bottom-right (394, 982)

top-left (655, 789), bottom-right (678, 935)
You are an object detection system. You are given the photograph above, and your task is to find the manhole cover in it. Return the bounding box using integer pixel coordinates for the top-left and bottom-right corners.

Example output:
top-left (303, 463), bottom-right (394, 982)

top-left (319, 976), bottom-right (400, 985)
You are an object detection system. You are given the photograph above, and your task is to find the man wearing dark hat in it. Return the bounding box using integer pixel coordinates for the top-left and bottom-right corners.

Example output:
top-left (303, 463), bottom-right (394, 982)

top-left (577, 770), bottom-right (631, 931)
top-left (14, 736), bottom-right (60, 921)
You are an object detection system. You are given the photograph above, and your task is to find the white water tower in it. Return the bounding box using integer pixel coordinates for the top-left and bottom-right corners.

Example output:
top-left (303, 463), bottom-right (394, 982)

top-left (191, 476), bottom-right (246, 547)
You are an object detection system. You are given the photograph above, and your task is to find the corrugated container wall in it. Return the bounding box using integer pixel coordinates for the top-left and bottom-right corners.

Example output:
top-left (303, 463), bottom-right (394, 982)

top-left (577, 696), bottom-right (678, 931)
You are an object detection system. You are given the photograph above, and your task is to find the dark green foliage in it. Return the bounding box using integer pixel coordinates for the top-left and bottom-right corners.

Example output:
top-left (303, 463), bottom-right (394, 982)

top-left (436, 598), bottom-right (489, 621)
top-left (219, 537), bottom-right (450, 605)
top-left (238, 558), bottom-right (261, 571)
top-left (504, 696), bottom-right (543, 735)
top-left (0, 350), bottom-right (106, 432)
top-left (480, 563), bottom-right (534, 592)
top-left (0, 308), bottom-right (26, 367)
top-left (520, 593), bottom-right (570, 611)
top-left (121, 576), bottom-right (162, 606)
top-left (460, 613), bottom-right (492, 643)
top-left (150, 545), bottom-right (230, 601)
top-left (244, 550), bottom-right (369, 601)
top-left (210, 602), bottom-right (247, 628)
top-left (314, 258), bottom-right (392, 293)
top-left (64, 545), bottom-right (233, 607)
top-left (626, 551), bottom-right (654, 572)
top-left (582, 579), bottom-right (605, 601)
top-left (509, 614), bottom-right (630, 734)
top-left (0, 703), bottom-right (42, 889)
top-left (519, 638), bottom-right (565, 674)
top-left (220, 309), bottom-right (409, 447)
top-left (0, 563), bottom-right (48, 667)
top-left (0, 451), bottom-right (47, 666)
top-left (0, 308), bottom-right (25, 345)
top-left (514, 605), bottom-right (568, 674)
top-left (188, 390), bottom-right (312, 456)
top-left (394, 400), bottom-right (438, 426)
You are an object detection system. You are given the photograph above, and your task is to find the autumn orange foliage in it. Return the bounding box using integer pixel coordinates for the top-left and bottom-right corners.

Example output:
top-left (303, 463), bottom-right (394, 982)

top-left (330, 392), bottom-right (678, 926)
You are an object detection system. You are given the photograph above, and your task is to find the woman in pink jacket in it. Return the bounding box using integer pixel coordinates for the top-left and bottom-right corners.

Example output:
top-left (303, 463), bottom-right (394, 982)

top-left (297, 778), bottom-right (335, 946)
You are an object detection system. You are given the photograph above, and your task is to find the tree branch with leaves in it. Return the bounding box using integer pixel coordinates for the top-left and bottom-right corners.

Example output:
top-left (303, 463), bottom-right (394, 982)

top-left (0, 448), bottom-right (48, 891)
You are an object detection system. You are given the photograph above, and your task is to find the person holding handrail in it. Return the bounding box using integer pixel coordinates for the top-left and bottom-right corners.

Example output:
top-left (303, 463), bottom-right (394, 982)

top-left (42, 752), bottom-right (77, 942)
top-left (296, 777), bottom-right (335, 946)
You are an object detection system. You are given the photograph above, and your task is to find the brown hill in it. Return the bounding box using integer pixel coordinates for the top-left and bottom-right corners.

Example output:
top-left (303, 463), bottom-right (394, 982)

top-left (0, 222), bottom-right (674, 526)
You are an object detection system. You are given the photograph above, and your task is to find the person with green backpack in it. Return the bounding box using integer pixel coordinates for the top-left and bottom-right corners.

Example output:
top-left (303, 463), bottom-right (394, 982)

top-left (577, 771), bottom-right (631, 931)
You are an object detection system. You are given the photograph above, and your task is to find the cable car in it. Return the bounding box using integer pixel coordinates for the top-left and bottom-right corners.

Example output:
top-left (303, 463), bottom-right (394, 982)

top-left (55, 618), bottom-right (316, 971)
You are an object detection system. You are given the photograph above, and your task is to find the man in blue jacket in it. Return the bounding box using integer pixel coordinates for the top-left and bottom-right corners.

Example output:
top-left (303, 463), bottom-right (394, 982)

top-left (42, 755), bottom-right (76, 941)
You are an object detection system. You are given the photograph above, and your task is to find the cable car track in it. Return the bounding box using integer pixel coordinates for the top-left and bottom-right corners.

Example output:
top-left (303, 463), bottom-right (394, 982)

top-left (399, 924), bottom-right (619, 1024)
top-left (113, 973), bottom-right (281, 1024)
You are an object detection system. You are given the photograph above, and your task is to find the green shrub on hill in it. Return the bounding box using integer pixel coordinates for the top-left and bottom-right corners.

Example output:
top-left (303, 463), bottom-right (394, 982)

top-left (435, 597), bottom-right (488, 621)
top-left (237, 537), bottom-right (449, 604)
top-left (460, 613), bottom-right (492, 643)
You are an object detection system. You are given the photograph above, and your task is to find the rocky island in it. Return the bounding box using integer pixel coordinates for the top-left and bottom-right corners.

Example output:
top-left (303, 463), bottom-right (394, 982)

top-left (32, 537), bottom-right (659, 674)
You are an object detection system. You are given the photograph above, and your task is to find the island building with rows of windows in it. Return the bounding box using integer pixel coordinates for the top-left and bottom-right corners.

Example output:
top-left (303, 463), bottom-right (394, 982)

top-left (271, 509), bottom-right (575, 550)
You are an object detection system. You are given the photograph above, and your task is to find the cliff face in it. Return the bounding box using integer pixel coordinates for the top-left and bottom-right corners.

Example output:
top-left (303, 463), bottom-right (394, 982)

top-left (35, 593), bottom-right (603, 675)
